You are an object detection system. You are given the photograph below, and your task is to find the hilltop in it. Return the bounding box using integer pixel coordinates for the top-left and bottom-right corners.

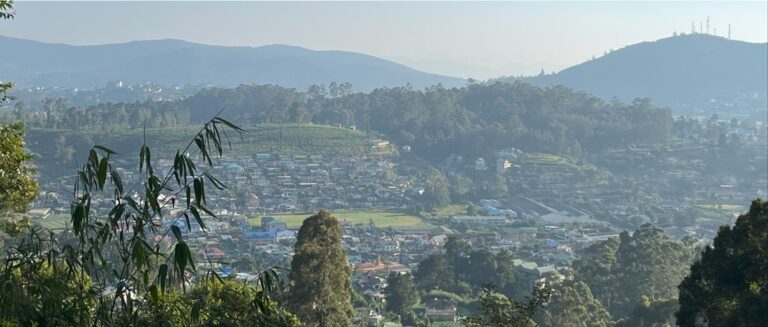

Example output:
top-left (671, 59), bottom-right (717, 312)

top-left (511, 34), bottom-right (767, 107)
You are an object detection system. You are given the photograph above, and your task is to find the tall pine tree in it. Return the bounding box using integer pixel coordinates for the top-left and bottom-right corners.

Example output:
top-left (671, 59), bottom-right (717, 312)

top-left (287, 210), bottom-right (354, 327)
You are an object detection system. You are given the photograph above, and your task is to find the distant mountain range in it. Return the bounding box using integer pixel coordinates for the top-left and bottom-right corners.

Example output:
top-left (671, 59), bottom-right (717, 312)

top-left (0, 36), bottom-right (465, 91)
top-left (3, 34), bottom-right (766, 107)
top-left (514, 34), bottom-right (767, 107)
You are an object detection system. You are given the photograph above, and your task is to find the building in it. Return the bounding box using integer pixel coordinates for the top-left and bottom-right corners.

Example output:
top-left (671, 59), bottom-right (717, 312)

top-left (424, 299), bottom-right (458, 322)
top-left (512, 259), bottom-right (561, 296)
top-left (474, 157), bottom-right (487, 171)
top-left (450, 215), bottom-right (510, 226)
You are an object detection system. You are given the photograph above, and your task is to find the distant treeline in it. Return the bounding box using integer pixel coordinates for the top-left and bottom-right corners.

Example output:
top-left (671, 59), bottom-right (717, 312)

top-left (4, 82), bottom-right (673, 161)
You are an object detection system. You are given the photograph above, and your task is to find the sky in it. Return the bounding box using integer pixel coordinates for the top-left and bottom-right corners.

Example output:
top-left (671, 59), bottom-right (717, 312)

top-left (3, 1), bottom-right (767, 79)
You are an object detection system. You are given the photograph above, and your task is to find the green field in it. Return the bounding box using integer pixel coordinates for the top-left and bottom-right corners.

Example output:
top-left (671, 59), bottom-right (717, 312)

top-left (248, 209), bottom-right (430, 229)
top-left (35, 213), bottom-right (69, 231)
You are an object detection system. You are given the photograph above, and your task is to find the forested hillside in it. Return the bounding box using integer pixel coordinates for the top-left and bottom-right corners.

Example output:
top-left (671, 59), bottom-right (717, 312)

top-left (7, 82), bottom-right (674, 166)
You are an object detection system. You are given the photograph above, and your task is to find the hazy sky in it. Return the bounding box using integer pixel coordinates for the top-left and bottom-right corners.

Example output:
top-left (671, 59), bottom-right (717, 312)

top-left (3, 1), bottom-right (766, 78)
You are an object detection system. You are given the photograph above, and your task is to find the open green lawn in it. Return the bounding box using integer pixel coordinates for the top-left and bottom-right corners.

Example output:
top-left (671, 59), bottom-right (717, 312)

top-left (693, 204), bottom-right (742, 224)
top-left (36, 213), bottom-right (69, 231)
top-left (248, 209), bottom-right (430, 229)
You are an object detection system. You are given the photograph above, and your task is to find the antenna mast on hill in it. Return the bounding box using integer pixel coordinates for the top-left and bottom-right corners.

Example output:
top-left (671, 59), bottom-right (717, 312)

top-left (728, 24), bottom-right (732, 39)
top-left (691, 21), bottom-right (696, 34)
top-left (706, 16), bottom-right (710, 34)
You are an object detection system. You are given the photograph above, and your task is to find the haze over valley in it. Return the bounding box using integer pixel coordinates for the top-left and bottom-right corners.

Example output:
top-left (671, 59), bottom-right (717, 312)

top-left (0, 2), bottom-right (766, 326)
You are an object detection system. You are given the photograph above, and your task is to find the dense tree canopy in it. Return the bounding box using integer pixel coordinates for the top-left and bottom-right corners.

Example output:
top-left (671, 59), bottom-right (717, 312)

top-left (573, 223), bottom-right (697, 318)
top-left (536, 281), bottom-right (613, 327)
top-left (384, 272), bottom-right (419, 323)
top-left (676, 199), bottom-right (768, 327)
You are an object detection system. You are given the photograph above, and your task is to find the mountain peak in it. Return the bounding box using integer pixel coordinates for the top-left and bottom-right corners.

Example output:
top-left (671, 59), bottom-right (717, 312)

top-left (523, 34), bottom-right (767, 106)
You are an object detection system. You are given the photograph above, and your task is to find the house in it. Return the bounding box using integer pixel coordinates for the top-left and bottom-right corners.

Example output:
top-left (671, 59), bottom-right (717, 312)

top-left (500, 227), bottom-right (538, 242)
top-left (244, 231), bottom-right (274, 244)
top-left (424, 299), bottom-right (458, 322)
top-left (355, 258), bottom-right (410, 275)
top-left (474, 157), bottom-right (487, 171)
top-left (261, 217), bottom-right (287, 234)
top-left (450, 215), bottom-right (509, 226)
top-left (512, 259), bottom-right (561, 296)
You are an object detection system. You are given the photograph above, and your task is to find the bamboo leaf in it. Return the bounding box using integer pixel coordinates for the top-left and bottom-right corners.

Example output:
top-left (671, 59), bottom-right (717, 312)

top-left (171, 225), bottom-right (183, 242)
top-left (93, 144), bottom-right (117, 155)
top-left (97, 157), bottom-right (108, 190)
top-left (189, 206), bottom-right (206, 231)
top-left (158, 264), bottom-right (168, 293)
top-left (193, 178), bottom-right (203, 207)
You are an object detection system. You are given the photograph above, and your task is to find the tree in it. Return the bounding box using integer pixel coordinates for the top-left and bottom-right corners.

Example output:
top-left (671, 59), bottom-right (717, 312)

top-left (414, 255), bottom-right (454, 292)
top-left (287, 210), bottom-right (354, 327)
top-left (1, 0), bottom-right (15, 103)
top-left (0, 122), bottom-right (39, 232)
top-left (287, 101), bottom-right (310, 124)
top-left (422, 168), bottom-right (450, 210)
top-left (486, 174), bottom-right (508, 198)
top-left (466, 285), bottom-right (551, 327)
top-left (573, 224), bottom-right (696, 318)
top-left (676, 199), bottom-right (768, 327)
top-left (536, 281), bottom-right (613, 327)
top-left (467, 249), bottom-right (498, 287)
top-left (449, 175), bottom-right (474, 200)
top-left (385, 272), bottom-right (418, 322)
top-left (614, 296), bottom-right (677, 327)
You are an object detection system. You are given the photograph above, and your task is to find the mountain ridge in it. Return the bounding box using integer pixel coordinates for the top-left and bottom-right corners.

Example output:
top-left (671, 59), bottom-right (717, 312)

top-left (0, 35), bottom-right (465, 91)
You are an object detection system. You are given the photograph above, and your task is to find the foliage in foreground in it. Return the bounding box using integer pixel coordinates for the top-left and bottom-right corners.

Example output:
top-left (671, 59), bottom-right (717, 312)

top-left (0, 114), bottom-right (298, 326)
top-left (676, 199), bottom-right (768, 327)
top-left (465, 285), bottom-right (551, 327)
top-left (0, 123), bottom-right (38, 229)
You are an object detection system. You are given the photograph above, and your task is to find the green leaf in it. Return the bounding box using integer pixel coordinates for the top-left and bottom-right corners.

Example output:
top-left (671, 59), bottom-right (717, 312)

top-left (171, 225), bottom-right (183, 242)
top-left (149, 284), bottom-right (159, 303)
top-left (72, 203), bottom-right (85, 235)
top-left (139, 145), bottom-right (146, 172)
top-left (174, 242), bottom-right (189, 276)
top-left (110, 169), bottom-right (124, 195)
top-left (213, 117), bottom-right (245, 132)
top-left (203, 172), bottom-right (227, 190)
top-left (97, 157), bottom-right (108, 190)
top-left (193, 178), bottom-right (203, 206)
top-left (158, 264), bottom-right (168, 293)
top-left (191, 299), bottom-right (203, 322)
top-left (195, 204), bottom-right (217, 220)
top-left (93, 144), bottom-right (117, 155)
top-left (189, 206), bottom-right (206, 231)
